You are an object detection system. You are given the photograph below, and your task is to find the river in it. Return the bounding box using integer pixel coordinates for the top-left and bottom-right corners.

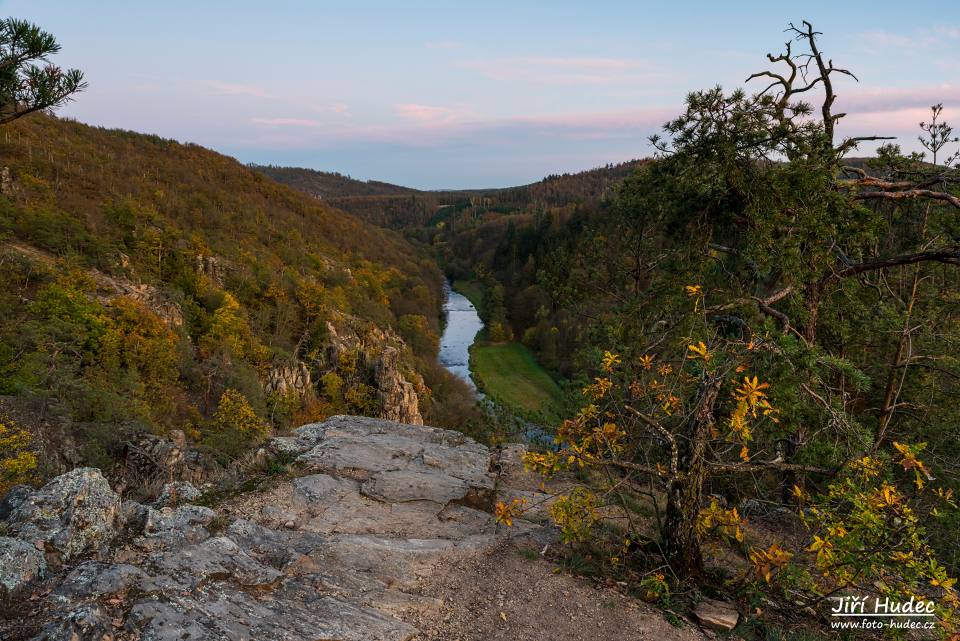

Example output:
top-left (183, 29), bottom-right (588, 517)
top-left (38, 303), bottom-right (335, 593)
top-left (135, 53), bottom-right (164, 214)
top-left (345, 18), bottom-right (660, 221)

top-left (438, 282), bottom-right (484, 393)
top-left (438, 282), bottom-right (555, 447)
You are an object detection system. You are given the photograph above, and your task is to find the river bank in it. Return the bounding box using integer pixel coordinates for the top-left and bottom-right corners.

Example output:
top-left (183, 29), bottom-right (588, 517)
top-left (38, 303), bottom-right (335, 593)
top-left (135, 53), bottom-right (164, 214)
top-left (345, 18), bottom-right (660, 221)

top-left (439, 280), bottom-right (566, 433)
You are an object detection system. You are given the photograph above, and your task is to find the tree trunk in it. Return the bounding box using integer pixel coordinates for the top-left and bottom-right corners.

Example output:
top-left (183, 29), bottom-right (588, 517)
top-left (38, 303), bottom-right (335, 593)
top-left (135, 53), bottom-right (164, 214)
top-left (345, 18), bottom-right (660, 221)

top-left (662, 375), bottom-right (721, 578)
top-left (663, 470), bottom-right (707, 577)
top-left (874, 265), bottom-right (921, 451)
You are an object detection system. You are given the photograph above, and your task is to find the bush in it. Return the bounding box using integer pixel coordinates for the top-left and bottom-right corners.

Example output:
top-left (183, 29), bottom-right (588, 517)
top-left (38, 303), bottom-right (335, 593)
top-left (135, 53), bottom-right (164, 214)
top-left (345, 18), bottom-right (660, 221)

top-left (203, 388), bottom-right (269, 458)
top-left (0, 417), bottom-right (37, 494)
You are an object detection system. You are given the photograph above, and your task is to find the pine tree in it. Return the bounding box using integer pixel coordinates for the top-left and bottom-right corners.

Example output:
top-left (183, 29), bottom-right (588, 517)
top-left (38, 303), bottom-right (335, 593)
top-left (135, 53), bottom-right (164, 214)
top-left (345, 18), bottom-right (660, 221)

top-left (0, 18), bottom-right (85, 125)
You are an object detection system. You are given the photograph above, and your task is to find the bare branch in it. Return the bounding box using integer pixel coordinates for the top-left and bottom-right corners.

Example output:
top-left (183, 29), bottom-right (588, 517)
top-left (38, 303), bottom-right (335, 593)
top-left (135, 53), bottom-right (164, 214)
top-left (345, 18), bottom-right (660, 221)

top-left (824, 247), bottom-right (960, 282)
top-left (625, 404), bottom-right (678, 477)
top-left (855, 189), bottom-right (960, 209)
top-left (708, 460), bottom-right (829, 475)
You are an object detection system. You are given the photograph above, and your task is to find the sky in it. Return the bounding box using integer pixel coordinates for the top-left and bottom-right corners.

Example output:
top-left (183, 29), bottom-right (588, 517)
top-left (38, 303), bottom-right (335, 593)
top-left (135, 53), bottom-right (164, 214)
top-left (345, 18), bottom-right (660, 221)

top-left (5, 1), bottom-right (960, 189)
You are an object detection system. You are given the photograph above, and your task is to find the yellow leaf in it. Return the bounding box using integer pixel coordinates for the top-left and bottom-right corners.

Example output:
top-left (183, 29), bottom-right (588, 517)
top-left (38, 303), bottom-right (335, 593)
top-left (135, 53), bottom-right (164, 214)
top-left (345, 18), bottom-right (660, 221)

top-left (687, 341), bottom-right (710, 361)
top-left (601, 351), bottom-right (621, 372)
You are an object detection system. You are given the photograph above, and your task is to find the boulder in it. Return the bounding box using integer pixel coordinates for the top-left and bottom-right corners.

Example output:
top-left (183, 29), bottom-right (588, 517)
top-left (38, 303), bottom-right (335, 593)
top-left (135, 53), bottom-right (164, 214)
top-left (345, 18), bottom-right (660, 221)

top-left (30, 604), bottom-right (115, 641)
top-left (361, 469), bottom-right (475, 504)
top-left (694, 598), bottom-right (740, 632)
top-left (150, 536), bottom-right (283, 589)
top-left (4, 468), bottom-right (121, 564)
top-left (154, 480), bottom-right (202, 507)
top-left (0, 536), bottom-right (46, 595)
top-left (142, 504), bottom-right (217, 548)
top-left (292, 416), bottom-right (492, 491)
top-left (124, 589), bottom-right (418, 641)
top-left (120, 499), bottom-right (150, 533)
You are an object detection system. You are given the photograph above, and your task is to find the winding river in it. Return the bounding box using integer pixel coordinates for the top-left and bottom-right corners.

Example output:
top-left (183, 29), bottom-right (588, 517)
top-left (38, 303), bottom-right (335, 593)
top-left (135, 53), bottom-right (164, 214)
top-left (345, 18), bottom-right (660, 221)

top-left (438, 282), bottom-right (484, 393)
top-left (438, 281), bottom-right (555, 447)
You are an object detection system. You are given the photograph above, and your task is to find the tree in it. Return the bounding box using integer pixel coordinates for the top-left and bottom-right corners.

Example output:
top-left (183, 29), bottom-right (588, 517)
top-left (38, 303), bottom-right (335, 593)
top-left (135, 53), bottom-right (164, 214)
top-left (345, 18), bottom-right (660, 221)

top-left (0, 17), bottom-right (85, 125)
top-left (521, 21), bottom-right (960, 620)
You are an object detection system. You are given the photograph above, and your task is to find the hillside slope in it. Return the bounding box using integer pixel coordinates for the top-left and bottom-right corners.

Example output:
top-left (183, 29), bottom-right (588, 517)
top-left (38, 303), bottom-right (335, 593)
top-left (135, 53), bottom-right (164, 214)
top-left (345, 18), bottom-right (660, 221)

top-left (0, 114), bottom-right (480, 484)
top-left (250, 164), bottom-right (419, 199)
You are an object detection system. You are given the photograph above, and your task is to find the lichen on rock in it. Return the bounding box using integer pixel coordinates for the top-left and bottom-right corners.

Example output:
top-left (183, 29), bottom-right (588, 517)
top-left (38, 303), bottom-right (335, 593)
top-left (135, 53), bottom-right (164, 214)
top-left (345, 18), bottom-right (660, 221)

top-left (4, 467), bottom-right (121, 564)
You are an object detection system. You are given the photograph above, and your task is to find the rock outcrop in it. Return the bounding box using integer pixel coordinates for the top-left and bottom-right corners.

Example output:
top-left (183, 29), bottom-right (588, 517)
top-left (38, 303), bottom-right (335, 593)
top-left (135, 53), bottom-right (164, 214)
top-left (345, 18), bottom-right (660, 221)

top-left (0, 416), bottom-right (549, 641)
top-left (3, 468), bottom-right (121, 565)
top-left (264, 360), bottom-right (313, 400)
top-left (0, 166), bottom-right (15, 196)
top-left (195, 254), bottom-right (226, 287)
top-left (153, 480), bottom-right (203, 508)
top-left (375, 346), bottom-right (423, 425)
top-left (85, 268), bottom-right (186, 327)
top-left (117, 429), bottom-right (210, 492)
top-left (324, 318), bottom-right (425, 425)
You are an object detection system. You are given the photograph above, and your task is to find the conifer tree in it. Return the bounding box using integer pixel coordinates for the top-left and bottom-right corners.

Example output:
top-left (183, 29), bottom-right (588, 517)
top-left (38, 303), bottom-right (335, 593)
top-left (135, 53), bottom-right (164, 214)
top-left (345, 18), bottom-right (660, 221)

top-left (0, 17), bottom-right (85, 125)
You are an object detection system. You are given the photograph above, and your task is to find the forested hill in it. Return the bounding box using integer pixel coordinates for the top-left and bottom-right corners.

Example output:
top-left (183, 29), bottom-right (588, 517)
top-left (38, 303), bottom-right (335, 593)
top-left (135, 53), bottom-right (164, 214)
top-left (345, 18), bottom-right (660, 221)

top-left (253, 159), bottom-right (644, 229)
top-left (250, 164), bottom-right (418, 199)
top-left (0, 113), bottom-right (482, 481)
top-left (467, 159), bottom-right (645, 209)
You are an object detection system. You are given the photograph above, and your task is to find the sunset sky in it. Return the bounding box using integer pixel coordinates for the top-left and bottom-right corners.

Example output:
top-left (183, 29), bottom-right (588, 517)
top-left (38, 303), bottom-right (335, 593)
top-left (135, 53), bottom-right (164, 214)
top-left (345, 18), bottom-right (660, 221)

top-left (8, 0), bottom-right (960, 188)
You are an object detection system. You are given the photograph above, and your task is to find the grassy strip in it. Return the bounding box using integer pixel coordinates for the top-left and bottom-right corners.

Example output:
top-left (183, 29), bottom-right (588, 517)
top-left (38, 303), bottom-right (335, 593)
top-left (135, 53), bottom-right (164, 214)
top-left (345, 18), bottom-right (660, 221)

top-left (470, 341), bottom-right (566, 424)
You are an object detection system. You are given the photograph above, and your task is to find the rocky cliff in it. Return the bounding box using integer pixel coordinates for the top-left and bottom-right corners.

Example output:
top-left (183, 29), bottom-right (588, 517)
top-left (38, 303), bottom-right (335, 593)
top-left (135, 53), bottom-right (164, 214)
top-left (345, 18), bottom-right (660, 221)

top-left (323, 318), bottom-right (425, 425)
top-left (0, 416), bottom-right (550, 640)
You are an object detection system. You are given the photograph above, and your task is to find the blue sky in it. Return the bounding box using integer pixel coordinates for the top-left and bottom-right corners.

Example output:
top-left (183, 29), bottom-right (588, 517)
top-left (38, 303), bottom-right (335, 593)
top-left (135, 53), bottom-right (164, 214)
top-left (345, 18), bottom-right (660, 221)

top-left (5, 1), bottom-right (959, 188)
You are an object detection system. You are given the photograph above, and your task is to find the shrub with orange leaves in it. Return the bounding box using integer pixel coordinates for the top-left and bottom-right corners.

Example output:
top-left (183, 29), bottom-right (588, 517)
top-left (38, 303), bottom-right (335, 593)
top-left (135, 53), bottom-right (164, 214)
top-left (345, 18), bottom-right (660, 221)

top-left (495, 497), bottom-right (527, 527)
top-left (792, 450), bottom-right (959, 627)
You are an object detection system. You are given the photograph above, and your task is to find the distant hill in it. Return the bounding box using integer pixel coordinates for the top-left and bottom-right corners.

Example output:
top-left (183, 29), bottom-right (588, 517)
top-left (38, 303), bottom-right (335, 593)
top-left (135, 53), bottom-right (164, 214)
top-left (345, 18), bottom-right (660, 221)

top-left (254, 160), bottom-right (646, 230)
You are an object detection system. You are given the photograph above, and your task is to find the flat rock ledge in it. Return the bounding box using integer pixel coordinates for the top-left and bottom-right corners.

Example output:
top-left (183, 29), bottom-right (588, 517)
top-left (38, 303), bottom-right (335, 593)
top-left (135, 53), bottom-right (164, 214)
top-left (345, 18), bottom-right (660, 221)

top-left (0, 416), bottom-right (551, 641)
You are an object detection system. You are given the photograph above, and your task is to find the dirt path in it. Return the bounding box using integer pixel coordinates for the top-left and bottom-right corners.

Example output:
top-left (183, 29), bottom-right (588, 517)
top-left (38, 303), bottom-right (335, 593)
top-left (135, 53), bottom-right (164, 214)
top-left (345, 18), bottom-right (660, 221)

top-left (408, 539), bottom-right (710, 641)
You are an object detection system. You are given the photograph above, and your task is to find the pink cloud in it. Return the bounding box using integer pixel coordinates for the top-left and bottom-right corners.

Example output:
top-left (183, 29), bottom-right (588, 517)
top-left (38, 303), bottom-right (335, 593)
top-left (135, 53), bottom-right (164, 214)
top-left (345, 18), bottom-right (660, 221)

top-left (838, 85), bottom-right (960, 114)
top-left (244, 82), bottom-right (959, 154)
top-left (828, 86), bottom-right (960, 152)
top-left (394, 103), bottom-right (476, 125)
top-left (936, 26), bottom-right (960, 39)
top-left (854, 27), bottom-right (960, 54)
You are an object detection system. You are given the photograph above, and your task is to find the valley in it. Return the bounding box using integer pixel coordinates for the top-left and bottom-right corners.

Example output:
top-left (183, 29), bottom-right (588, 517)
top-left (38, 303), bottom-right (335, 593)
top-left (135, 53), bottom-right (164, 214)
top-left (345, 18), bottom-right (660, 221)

top-left (3, 12), bottom-right (960, 641)
top-left (438, 278), bottom-right (566, 434)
